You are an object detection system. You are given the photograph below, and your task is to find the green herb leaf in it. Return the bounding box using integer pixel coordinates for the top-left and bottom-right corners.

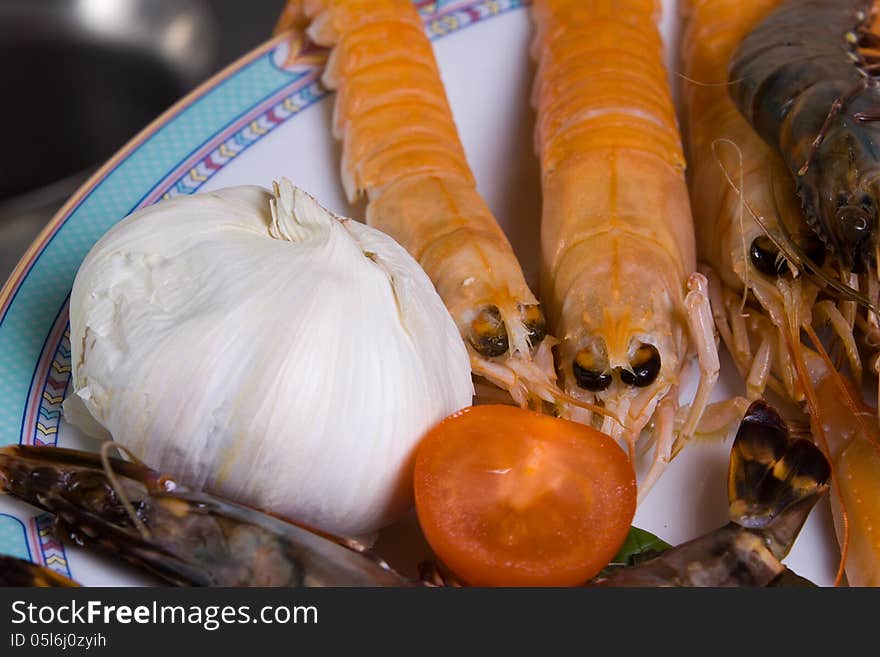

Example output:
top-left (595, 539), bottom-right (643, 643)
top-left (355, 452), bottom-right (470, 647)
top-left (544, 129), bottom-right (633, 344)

top-left (612, 526), bottom-right (672, 565)
top-left (594, 526), bottom-right (672, 580)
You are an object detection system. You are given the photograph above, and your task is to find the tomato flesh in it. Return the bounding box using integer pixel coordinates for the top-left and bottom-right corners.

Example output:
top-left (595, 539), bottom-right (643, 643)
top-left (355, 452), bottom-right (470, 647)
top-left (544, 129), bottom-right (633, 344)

top-left (414, 405), bottom-right (636, 587)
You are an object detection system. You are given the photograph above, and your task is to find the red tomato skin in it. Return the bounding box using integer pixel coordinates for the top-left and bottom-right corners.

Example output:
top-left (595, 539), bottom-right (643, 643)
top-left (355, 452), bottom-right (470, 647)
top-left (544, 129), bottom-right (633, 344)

top-left (413, 405), bottom-right (636, 587)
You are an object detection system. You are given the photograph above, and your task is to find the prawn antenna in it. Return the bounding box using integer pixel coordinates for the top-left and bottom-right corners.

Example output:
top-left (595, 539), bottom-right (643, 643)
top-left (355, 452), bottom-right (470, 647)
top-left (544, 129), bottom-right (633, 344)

top-left (100, 441), bottom-right (152, 541)
top-left (711, 138), bottom-right (750, 312)
top-left (675, 72), bottom-right (747, 88)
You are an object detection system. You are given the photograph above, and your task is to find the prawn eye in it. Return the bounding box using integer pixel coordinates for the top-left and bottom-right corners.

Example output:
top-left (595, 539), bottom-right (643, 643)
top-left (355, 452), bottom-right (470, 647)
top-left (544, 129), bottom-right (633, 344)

top-left (749, 236), bottom-right (786, 277)
top-left (572, 350), bottom-right (612, 391)
top-left (519, 304), bottom-right (547, 347)
top-left (620, 344), bottom-right (661, 387)
top-left (469, 306), bottom-right (509, 358)
top-left (838, 208), bottom-right (870, 240)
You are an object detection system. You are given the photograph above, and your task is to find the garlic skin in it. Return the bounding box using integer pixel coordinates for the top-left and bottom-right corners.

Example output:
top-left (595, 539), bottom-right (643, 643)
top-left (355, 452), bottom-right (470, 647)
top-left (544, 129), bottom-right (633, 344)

top-left (66, 180), bottom-right (473, 536)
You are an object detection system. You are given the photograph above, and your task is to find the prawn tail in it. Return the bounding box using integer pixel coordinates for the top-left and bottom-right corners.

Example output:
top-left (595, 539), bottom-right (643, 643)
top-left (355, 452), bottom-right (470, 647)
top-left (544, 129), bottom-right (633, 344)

top-left (728, 400), bottom-right (831, 560)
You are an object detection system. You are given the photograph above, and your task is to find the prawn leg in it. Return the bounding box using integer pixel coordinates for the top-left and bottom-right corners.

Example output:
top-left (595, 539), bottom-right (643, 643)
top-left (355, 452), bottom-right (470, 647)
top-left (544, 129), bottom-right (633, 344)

top-left (703, 267), bottom-right (778, 398)
top-left (637, 395), bottom-right (676, 502)
top-left (745, 336), bottom-right (774, 400)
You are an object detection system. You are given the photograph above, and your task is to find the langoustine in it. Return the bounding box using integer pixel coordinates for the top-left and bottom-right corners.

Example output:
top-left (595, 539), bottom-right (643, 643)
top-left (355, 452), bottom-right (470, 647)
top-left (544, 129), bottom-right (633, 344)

top-left (530, 0), bottom-right (720, 498)
top-left (274, 0), bottom-right (585, 412)
top-left (679, 0), bottom-right (831, 404)
top-left (0, 445), bottom-right (414, 587)
top-left (680, 0), bottom-right (880, 585)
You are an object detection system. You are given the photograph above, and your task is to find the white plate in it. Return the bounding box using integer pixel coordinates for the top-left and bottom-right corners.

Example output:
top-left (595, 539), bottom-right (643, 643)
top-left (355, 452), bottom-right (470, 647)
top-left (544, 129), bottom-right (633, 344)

top-left (0, 0), bottom-right (840, 586)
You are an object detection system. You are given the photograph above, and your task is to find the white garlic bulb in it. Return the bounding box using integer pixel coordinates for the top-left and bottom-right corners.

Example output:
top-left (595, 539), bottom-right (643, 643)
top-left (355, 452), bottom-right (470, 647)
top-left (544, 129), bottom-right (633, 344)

top-left (65, 180), bottom-right (473, 536)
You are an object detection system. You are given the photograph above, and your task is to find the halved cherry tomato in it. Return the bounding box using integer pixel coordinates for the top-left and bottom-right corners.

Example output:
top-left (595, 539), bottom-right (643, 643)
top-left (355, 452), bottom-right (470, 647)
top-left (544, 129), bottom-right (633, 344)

top-left (413, 405), bottom-right (636, 587)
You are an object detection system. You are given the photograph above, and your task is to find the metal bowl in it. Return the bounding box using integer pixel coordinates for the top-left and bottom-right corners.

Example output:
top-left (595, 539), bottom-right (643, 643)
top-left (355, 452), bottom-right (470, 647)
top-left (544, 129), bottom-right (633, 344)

top-left (0, 0), bottom-right (219, 281)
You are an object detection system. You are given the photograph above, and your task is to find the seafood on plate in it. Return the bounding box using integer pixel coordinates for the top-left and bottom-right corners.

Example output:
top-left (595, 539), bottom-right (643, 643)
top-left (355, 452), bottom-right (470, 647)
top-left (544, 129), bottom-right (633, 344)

top-left (682, 0), bottom-right (880, 586)
top-left (595, 400), bottom-right (830, 586)
top-left (273, 0), bottom-right (592, 413)
top-left (680, 0), bottom-right (833, 404)
top-left (0, 445), bottom-right (416, 587)
top-left (529, 0), bottom-right (720, 498)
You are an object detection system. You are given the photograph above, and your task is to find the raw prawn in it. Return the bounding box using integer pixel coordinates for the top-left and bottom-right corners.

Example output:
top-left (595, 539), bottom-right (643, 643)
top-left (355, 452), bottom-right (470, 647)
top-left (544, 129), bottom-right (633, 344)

top-left (0, 445), bottom-right (414, 587)
top-left (530, 0), bottom-right (720, 497)
top-left (274, 0), bottom-right (581, 411)
top-left (595, 400), bottom-right (830, 586)
top-left (729, 0), bottom-right (880, 275)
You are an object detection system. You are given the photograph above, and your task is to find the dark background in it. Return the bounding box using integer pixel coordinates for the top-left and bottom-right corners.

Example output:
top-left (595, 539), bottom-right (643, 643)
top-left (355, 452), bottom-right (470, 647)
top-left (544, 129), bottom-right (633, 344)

top-left (207, 0), bottom-right (287, 71)
top-left (0, 0), bottom-right (287, 283)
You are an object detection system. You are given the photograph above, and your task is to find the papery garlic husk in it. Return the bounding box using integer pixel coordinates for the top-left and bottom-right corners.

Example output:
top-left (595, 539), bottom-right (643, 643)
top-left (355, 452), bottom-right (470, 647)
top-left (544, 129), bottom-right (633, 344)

top-left (65, 180), bottom-right (474, 536)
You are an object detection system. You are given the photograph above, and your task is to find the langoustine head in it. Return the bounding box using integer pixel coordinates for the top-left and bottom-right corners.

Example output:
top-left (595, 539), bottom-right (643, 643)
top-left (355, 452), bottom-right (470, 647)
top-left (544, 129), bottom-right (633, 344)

top-left (551, 241), bottom-right (688, 445)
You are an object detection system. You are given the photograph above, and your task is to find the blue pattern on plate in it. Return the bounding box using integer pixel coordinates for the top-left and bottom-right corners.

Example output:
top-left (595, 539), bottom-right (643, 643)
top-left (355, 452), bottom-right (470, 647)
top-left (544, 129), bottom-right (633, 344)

top-left (0, 514), bottom-right (31, 562)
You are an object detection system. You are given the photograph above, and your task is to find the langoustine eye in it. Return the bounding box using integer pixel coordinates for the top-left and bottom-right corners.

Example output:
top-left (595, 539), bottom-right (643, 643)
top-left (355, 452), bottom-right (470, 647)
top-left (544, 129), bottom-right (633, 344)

top-left (520, 304), bottom-right (546, 347)
top-left (620, 344), bottom-right (661, 388)
top-left (468, 305), bottom-right (508, 357)
top-left (572, 349), bottom-right (612, 391)
top-left (750, 234), bottom-right (826, 276)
